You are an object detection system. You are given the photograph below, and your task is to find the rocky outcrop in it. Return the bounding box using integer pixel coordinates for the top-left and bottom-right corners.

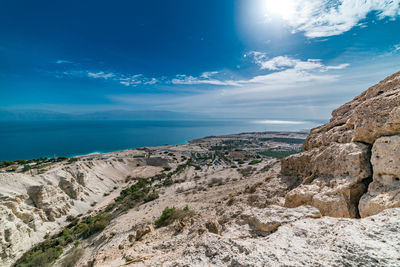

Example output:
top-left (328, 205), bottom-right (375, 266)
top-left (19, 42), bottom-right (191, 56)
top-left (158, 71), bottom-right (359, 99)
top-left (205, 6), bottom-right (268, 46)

top-left (282, 71), bottom-right (400, 218)
top-left (359, 135), bottom-right (400, 217)
top-left (59, 177), bottom-right (82, 199)
top-left (28, 185), bottom-right (71, 221)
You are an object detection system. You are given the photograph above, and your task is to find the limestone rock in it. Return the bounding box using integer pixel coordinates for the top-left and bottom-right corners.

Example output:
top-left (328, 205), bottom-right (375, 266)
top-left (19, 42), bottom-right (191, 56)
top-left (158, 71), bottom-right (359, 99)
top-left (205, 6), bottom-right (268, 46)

top-left (359, 135), bottom-right (400, 217)
top-left (59, 177), bottom-right (82, 200)
top-left (204, 219), bottom-right (222, 235)
top-left (28, 185), bottom-right (70, 221)
top-left (282, 71), bottom-right (400, 217)
top-left (135, 225), bottom-right (154, 241)
top-left (303, 71), bottom-right (400, 150)
top-left (283, 143), bottom-right (371, 217)
top-left (240, 205), bottom-right (321, 236)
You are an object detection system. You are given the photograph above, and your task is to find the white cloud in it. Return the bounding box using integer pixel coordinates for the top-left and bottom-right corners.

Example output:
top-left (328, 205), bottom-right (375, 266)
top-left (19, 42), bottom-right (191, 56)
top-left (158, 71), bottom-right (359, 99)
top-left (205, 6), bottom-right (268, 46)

top-left (110, 53), bottom-right (355, 119)
top-left (170, 54), bottom-right (349, 88)
top-left (200, 71), bottom-right (219, 79)
top-left (88, 71), bottom-right (116, 79)
top-left (119, 81), bottom-right (130, 86)
top-left (57, 68), bottom-right (157, 86)
top-left (250, 52), bottom-right (349, 73)
top-left (52, 53), bottom-right (348, 92)
top-left (144, 78), bottom-right (158, 85)
top-left (269, 0), bottom-right (400, 38)
top-left (171, 74), bottom-right (240, 86)
top-left (56, 60), bottom-right (72, 64)
top-left (118, 75), bottom-right (159, 86)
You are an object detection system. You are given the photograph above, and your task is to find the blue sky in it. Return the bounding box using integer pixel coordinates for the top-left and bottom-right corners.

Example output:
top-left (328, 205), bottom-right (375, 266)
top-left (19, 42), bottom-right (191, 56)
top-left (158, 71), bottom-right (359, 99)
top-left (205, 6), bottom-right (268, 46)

top-left (1, 0), bottom-right (400, 120)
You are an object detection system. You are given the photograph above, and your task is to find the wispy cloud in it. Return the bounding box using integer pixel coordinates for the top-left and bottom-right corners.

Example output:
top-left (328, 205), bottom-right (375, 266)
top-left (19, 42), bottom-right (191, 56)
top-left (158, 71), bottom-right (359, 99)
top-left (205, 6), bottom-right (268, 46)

top-left (55, 68), bottom-right (158, 87)
top-left (109, 53), bottom-right (356, 119)
top-left (88, 71), bottom-right (115, 79)
top-left (171, 54), bottom-right (349, 88)
top-left (144, 78), bottom-right (158, 85)
top-left (248, 52), bottom-right (349, 73)
top-left (50, 53), bottom-right (349, 93)
top-left (270, 0), bottom-right (400, 38)
top-left (56, 60), bottom-right (72, 64)
top-left (171, 73), bottom-right (240, 86)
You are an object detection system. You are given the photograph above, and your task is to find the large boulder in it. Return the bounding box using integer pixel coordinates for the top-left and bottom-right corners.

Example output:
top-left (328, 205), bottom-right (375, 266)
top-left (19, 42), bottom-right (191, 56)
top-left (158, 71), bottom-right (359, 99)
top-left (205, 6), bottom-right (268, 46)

top-left (282, 71), bottom-right (400, 218)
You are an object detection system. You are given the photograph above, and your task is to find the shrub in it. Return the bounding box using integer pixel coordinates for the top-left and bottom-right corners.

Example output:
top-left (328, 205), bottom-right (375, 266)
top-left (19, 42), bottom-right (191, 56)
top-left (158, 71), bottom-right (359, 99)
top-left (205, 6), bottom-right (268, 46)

top-left (67, 158), bottom-right (79, 164)
top-left (22, 164), bottom-right (31, 172)
top-left (61, 247), bottom-right (84, 267)
top-left (259, 149), bottom-right (302, 158)
top-left (154, 207), bottom-right (176, 228)
top-left (143, 191), bottom-right (159, 203)
top-left (260, 137), bottom-right (305, 144)
top-left (154, 206), bottom-right (194, 228)
top-left (162, 178), bottom-right (174, 187)
top-left (15, 245), bottom-right (63, 267)
top-left (248, 160), bottom-right (262, 165)
top-left (80, 213), bottom-right (113, 238)
top-left (66, 215), bottom-right (75, 222)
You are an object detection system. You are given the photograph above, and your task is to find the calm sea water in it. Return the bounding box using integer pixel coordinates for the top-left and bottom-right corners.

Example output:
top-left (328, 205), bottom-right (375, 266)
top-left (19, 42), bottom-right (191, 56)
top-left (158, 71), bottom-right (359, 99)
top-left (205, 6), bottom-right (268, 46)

top-left (0, 120), bottom-right (319, 161)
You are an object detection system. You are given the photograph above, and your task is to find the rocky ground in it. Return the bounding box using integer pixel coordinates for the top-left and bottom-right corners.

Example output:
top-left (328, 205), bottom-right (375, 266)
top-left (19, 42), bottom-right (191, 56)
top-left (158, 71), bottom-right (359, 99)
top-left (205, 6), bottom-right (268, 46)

top-left (2, 71), bottom-right (400, 267)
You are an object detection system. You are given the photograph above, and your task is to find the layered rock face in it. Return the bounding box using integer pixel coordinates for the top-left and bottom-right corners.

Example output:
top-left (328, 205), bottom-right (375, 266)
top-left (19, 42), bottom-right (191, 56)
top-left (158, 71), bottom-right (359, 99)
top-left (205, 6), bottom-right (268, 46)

top-left (282, 71), bottom-right (400, 218)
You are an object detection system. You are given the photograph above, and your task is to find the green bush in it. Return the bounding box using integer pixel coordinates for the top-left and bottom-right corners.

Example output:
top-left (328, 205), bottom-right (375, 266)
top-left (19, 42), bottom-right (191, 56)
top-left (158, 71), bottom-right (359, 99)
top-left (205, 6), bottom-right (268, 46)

top-left (259, 137), bottom-right (305, 144)
top-left (154, 207), bottom-right (176, 228)
top-left (259, 149), bottom-right (301, 158)
top-left (154, 206), bottom-right (194, 228)
top-left (144, 191), bottom-right (159, 203)
top-left (61, 247), bottom-right (84, 267)
top-left (80, 213), bottom-right (112, 238)
top-left (22, 164), bottom-right (31, 172)
top-left (248, 160), bottom-right (262, 165)
top-left (14, 245), bottom-right (63, 267)
top-left (162, 178), bottom-right (174, 187)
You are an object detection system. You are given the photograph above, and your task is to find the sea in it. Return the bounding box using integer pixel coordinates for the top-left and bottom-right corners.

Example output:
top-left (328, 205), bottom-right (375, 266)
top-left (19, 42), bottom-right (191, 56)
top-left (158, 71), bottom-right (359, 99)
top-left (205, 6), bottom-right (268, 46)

top-left (0, 120), bottom-right (320, 161)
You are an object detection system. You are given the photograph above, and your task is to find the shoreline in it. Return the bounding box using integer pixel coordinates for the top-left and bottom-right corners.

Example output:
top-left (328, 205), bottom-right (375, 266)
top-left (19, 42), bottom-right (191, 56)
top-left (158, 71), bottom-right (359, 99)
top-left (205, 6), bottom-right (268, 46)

top-left (0, 130), bottom-right (309, 162)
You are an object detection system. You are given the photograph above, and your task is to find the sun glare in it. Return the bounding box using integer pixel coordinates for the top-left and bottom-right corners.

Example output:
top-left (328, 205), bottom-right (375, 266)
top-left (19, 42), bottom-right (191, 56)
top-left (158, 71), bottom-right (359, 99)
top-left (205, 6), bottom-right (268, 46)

top-left (263, 0), bottom-right (296, 20)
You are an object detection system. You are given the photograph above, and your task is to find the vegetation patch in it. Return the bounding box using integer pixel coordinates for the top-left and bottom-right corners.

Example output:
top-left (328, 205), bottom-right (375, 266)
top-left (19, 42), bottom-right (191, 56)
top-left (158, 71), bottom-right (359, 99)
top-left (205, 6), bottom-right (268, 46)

top-left (259, 149), bottom-right (302, 159)
top-left (14, 212), bottom-right (111, 267)
top-left (0, 157), bottom-right (68, 173)
top-left (260, 137), bottom-right (305, 144)
top-left (154, 206), bottom-right (194, 228)
top-left (61, 247), bottom-right (84, 267)
top-left (248, 159), bottom-right (262, 165)
top-left (112, 178), bottom-right (159, 212)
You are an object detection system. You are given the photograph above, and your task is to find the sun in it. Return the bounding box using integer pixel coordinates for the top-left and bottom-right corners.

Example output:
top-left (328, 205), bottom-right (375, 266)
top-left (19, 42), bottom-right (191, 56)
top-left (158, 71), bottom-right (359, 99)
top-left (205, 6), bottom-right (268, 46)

top-left (262, 0), bottom-right (296, 20)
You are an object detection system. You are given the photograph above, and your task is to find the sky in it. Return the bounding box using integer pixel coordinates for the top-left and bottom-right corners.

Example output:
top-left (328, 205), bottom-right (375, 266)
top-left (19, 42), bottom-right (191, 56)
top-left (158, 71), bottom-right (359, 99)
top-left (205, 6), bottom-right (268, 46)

top-left (1, 0), bottom-right (400, 121)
